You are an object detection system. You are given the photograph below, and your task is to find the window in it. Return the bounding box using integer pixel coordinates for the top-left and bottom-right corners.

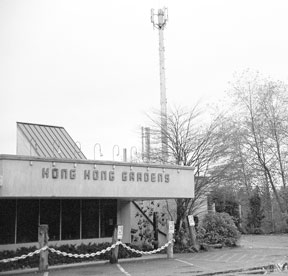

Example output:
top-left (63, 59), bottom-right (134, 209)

top-left (61, 199), bottom-right (80, 240)
top-left (17, 200), bottom-right (39, 243)
top-left (40, 199), bottom-right (60, 241)
top-left (100, 199), bottom-right (117, 238)
top-left (82, 199), bottom-right (99, 239)
top-left (0, 199), bottom-right (16, 244)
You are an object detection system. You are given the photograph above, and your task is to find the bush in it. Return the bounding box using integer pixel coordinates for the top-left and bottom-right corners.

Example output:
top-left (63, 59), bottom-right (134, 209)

top-left (197, 212), bottom-right (241, 247)
top-left (0, 242), bottom-right (142, 272)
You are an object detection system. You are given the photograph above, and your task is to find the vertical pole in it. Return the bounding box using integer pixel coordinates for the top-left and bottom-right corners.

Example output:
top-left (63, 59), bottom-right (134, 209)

top-left (166, 220), bottom-right (174, 259)
top-left (158, 9), bottom-right (168, 163)
top-left (123, 148), bottom-right (127, 162)
top-left (110, 225), bottom-right (119, 264)
top-left (38, 224), bottom-right (49, 272)
top-left (187, 216), bottom-right (199, 252)
top-left (153, 212), bottom-right (159, 249)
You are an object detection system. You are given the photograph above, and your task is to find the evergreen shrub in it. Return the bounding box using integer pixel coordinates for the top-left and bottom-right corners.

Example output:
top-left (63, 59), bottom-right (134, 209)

top-left (197, 212), bottom-right (241, 247)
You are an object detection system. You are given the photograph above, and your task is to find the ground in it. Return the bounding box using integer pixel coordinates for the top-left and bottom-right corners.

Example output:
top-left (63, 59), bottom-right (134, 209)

top-left (1, 234), bottom-right (288, 276)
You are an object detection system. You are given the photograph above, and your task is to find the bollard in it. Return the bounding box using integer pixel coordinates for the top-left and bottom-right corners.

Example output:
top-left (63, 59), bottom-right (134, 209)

top-left (167, 220), bottom-right (174, 259)
top-left (110, 225), bottom-right (123, 264)
top-left (38, 224), bottom-right (49, 272)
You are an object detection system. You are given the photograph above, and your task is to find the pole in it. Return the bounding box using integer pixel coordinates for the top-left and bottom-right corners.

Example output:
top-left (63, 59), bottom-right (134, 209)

top-left (158, 9), bottom-right (168, 163)
top-left (110, 225), bottom-right (119, 264)
top-left (167, 220), bottom-right (174, 259)
top-left (151, 8), bottom-right (168, 163)
top-left (38, 225), bottom-right (49, 272)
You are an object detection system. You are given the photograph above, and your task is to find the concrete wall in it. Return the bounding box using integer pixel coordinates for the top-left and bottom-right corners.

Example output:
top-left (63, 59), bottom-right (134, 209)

top-left (0, 155), bottom-right (194, 199)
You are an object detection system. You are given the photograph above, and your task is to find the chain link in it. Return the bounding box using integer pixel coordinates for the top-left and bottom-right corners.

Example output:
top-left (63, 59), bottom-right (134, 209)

top-left (48, 241), bottom-right (122, 258)
top-left (0, 246), bottom-right (48, 263)
top-left (0, 240), bottom-right (174, 263)
top-left (118, 239), bottom-right (174, 255)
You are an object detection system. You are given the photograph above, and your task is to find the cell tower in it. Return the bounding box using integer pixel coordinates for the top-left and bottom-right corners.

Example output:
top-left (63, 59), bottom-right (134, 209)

top-left (151, 7), bottom-right (168, 163)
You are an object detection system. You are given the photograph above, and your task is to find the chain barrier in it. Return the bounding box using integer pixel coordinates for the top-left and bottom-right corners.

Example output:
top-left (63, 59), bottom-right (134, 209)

top-left (0, 246), bottom-right (48, 263)
top-left (0, 240), bottom-right (174, 263)
top-left (48, 241), bottom-right (121, 258)
top-left (119, 239), bottom-right (174, 255)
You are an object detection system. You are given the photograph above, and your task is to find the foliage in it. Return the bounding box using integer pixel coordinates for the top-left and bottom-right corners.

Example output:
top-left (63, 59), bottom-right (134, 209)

top-left (146, 105), bottom-right (233, 234)
top-left (197, 213), bottom-right (241, 247)
top-left (246, 186), bottom-right (265, 233)
top-left (0, 242), bottom-right (142, 272)
top-left (211, 187), bottom-right (241, 228)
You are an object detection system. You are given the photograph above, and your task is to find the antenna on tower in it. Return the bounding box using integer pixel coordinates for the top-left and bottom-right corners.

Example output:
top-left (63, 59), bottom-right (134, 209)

top-left (151, 7), bottom-right (168, 163)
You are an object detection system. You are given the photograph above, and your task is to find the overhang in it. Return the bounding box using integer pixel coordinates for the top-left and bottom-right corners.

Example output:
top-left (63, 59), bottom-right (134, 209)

top-left (0, 155), bottom-right (194, 200)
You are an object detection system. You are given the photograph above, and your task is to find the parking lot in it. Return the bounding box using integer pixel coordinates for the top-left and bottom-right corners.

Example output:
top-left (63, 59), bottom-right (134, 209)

top-left (3, 234), bottom-right (288, 276)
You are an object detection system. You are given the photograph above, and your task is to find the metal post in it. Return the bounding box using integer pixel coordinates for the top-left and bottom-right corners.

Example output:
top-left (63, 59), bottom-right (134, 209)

top-left (151, 8), bottom-right (169, 163)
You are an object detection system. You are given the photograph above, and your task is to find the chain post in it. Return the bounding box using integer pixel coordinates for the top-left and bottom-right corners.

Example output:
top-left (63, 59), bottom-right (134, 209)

top-left (38, 224), bottom-right (49, 272)
top-left (167, 220), bottom-right (174, 259)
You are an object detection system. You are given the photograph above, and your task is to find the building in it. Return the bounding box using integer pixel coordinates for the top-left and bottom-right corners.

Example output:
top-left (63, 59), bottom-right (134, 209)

top-left (0, 122), bottom-right (194, 250)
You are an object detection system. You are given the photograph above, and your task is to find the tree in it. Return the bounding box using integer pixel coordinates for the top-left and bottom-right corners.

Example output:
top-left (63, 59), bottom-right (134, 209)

top-left (146, 105), bottom-right (233, 233)
top-left (225, 70), bottom-right (288, 229)
top-left (247, 186), bottom-right (264, 233)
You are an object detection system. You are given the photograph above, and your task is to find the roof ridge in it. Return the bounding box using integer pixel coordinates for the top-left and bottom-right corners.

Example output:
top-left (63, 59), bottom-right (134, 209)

top-left (17, 122), bottom-right (64, 129)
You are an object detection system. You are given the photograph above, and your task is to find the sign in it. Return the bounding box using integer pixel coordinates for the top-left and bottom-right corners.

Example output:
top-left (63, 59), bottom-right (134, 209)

top-left (188, 215), bottom-right (195, 226)
top-left (117, 225), bottom-right (124, 240)
top-left (168, 221), bottom-right (175, 234)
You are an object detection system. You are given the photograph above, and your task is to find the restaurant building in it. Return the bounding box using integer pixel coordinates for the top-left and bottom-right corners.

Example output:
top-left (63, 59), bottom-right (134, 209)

top-left (0, 122), bottom-right (194, 250)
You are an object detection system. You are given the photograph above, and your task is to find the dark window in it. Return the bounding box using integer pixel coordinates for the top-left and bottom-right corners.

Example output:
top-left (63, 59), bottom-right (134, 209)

top-left (82, 199), bottom-right (99, 239)
top-left (0, 199), bottom-right (16, 244)
top-left (40, 199), bottom-right (60, 241)
top-left (17, 200), bottom-right (39, 243)
top-left (100, 199), bottom-right (117, 238)
top-left (61, 199), bottom-right (80, 240)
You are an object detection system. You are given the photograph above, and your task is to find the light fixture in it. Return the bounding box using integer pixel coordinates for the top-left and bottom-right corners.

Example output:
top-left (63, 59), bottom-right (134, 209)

top-left (177, 169), bottom-right (180, 173)
top-left (130, 166), bottom-right (133, 171)
top-left (94, 143), bottom-right (103, 159)
top-left (52, 162), bottom-right (56, 167)
top-left (147, 167), bottom-right (149, 171)
top-left (30, 161), bottom-right (33, 166)
top-left (162, 168), bottom-right (165, 173)
top-left (112, 165), bottom-right (116, 170)
top-left (113, 145), bottom-right (120, 161)
top-left (74, 163), bottom-right (77, 168)
top-left (94, 164), bottom-right (97, 169)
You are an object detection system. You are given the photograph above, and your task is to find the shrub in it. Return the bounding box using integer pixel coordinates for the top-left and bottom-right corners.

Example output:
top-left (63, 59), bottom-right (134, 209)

top-left (0, 242), bottom-right (142, 272)
top-left (197, 212), bottom-right (241, 247)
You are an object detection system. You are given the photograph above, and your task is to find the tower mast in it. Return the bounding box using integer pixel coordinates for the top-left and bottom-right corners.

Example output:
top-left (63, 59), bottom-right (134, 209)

top-left (151, 7), bottom-right (168, 163)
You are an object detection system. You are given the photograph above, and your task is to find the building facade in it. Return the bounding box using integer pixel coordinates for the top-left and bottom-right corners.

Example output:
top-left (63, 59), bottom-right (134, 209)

top-left (0, 123), bottom-right (194, 250)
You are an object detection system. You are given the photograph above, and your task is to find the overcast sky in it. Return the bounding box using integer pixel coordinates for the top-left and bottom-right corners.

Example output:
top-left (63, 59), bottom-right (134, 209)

top-left (1, 0), bottom-right (288, 160)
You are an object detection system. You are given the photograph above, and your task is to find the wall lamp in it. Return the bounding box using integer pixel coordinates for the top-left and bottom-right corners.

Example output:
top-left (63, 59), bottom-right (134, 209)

top-left (94, 143), bottom-right (103, 160)
top-left (113, 145), bottom-right (120, 161)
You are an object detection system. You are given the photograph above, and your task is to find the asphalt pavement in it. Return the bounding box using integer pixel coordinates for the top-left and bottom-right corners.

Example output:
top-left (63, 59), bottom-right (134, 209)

top-left (1, 234), bottom-right (288, 276)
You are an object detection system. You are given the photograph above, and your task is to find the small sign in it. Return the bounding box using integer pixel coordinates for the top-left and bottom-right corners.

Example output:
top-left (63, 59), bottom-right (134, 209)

top-left (188, 215), bottom-right (195, 226)
top-left (117, 225), bottom-right (124, 240)
top-left (168, 221), bottom-right (175, 234)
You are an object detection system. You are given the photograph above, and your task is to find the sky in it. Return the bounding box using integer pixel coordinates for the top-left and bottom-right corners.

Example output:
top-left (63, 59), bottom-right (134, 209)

top-left (1, 0), bottom-right (288, 160)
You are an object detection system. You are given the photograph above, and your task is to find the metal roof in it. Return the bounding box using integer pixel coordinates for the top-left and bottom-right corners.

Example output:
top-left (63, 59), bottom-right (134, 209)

top-left (17, 122), bottom-right (87, 160)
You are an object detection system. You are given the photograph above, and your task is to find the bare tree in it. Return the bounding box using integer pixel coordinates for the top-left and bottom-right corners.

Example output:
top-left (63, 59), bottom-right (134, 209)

top-left (147, 105), bottom-right (232, 232)
top-left (227, 70), bottom-right (288, 217)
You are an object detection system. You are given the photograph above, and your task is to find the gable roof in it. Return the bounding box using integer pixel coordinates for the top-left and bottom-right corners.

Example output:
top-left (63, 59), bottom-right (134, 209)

top-left (17, 122), bottom-right (87, 160)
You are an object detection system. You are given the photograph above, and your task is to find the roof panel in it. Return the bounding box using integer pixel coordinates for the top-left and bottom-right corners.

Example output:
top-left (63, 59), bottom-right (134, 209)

top-left (17, 122), bottom-right (87, 160)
